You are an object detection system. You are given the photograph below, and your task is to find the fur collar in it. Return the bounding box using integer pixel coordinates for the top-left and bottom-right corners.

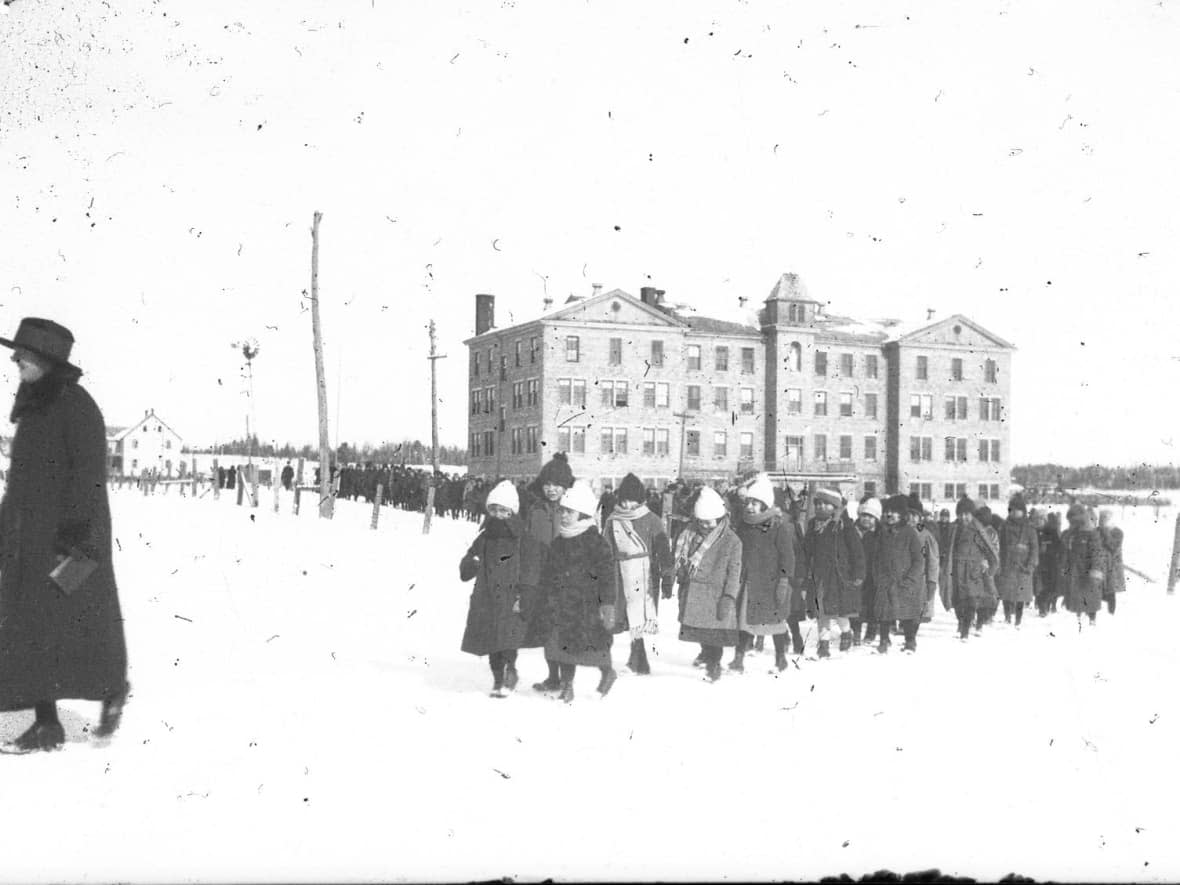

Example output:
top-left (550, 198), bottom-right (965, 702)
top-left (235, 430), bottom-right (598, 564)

top-left (11, 365), bottom-right (82, 422)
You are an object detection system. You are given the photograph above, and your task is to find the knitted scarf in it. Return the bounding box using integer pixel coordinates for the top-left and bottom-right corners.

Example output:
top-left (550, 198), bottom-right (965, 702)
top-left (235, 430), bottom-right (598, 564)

top-left (558, 516), bottom-right (596, 539)
top-left (608, 510), bottom-right (656, 637)
top-left (673, 517), bottom-right (727, 581)
top-left (741, 506), bottom-right (782, 527)
top-left (609, 503), bottom-right (651, 521)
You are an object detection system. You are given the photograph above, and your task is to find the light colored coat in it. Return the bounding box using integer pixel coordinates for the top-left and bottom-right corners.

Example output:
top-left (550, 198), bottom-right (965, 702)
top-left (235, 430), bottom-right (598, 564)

top-left (678, 526), bottom-right (743, 632)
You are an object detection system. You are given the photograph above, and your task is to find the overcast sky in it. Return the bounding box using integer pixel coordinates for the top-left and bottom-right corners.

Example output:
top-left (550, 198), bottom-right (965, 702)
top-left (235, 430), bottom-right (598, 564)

top-left (2, 0), bottom-right (1177, 466)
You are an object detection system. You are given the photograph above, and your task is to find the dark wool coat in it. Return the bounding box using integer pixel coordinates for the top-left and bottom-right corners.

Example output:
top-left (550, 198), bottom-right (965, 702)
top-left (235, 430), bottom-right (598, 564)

top-left (872, 524), bottom-right (925, 621)
top-left (804, 516), bottom-right (865, 618)
top-left (787, 520), bottom-right (809, 617)
top-left (1060, 527), bottom-right (1104, 615)
top-left (520, 498), bottom-right (561, 647)
top-left (540, 527), bottom-right (616, 667)
top-left (677, 524), bottom-right (743, 639)
top-left (736, 513), bottom-right (795, 629)
top-left (459, 516), bottom-right (542, 656)
top-left (939, 519), bottom-right (999, 610)
top-left (603, 509), bottom-right (672, 636)
top-left (857, 527), bottom-right (878, 618)
top-left (1036, 527), bottom-right (1062, 600)
top-left (997, 518), bottom-right (1039, 604)
top-left (1099, 527), bottom-right (1126, 596)
top-left (0, 371), bottom-right (127, 710)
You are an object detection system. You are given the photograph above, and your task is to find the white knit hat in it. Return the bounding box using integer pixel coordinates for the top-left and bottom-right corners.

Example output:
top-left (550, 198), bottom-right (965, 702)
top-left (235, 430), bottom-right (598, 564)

top-left (559, 481), bottom-right (598, 519)
top-left (694, 486), bottom-right (728, 520)
top-left (813, 487), bottom-right (844, 509)
top-left (858, 497), bottom-right (882, 521)
top-left (484, 480), bottom-right (519, 515)
top-left (745, 474), bottom-right (775, 509)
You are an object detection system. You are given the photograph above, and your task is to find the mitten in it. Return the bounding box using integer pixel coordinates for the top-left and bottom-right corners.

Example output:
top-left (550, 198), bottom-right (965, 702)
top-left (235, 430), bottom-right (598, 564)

top-left (774, 578), bottom-right (791, 607)
top-left (600, 604), bottom-right (616, 631)
top-left (1089, 570), bottom-right (1105, 584)
top-left (716, 595), bottom-right (735, 622)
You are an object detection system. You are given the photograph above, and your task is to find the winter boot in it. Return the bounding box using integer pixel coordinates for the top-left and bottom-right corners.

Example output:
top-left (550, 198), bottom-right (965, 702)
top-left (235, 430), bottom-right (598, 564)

top-left (838, 632), bottom-right (852, 653)
top-left (817, 639), bottom-right (831, 659)
top-left (533, 676), bottom-right (562, 692)
top-left (93, 684), bottom-right (130, 739)
top-left (490, 672), bottom-right (506, 698)
top-left (753, 635), bottom-right (766, 654)
top-left (705, 662), bottom-right (723, 683)
top-left (634, 641), bottom-right (651, 676)
top-left (0, 720), bottom-right (66, 755)
top-left (903, 640), bottom-right (917, 653)
top-left (877, 635), bottom-right (891, 654)
top-left (559, 681), bottom-right (575, 704)
top-left (503, 665), bottom-right (519, 692)
top-left (692, 648), bottom-right (708, 668)
top-left (864, 623), bottom-right (878, 644)
top-left (597, 667), bottom-right (618, 697)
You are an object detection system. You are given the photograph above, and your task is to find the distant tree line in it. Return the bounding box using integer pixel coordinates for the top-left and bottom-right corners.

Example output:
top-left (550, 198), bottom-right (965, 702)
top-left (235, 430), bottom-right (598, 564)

top-left (186, 435), bottom-right (466, 465)
top-left (1012, 463), bottom-right (1180, 491)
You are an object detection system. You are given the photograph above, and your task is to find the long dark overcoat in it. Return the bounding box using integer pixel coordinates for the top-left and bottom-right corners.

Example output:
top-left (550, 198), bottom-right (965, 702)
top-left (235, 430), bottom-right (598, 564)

top-left (872, 524), bottom-right (925, 621)
top-left (804, 516), bottom-right (865, 618)
top-left (735, 512), bottom-right (794, 631)
top-left (0, 371), bottom-right (127, 710)
top-left (1036, 526), bottom-right (1062, 601)
top-left (939, 519), bottom-right (999, 611)
top-left (1099, 526), bottom-right (1126, 596)
top-left (1061, 527), bottom-right (1104, 615)
top-left (858, 527), bottom-right (878, 618)
top-left (997, 518), bottom-right (1039, 604)
top-left (519, 498), bottom-right (561, 647)
top-left (540, 526), bottom-right (616, 667)
top-left (459, 515), bottom-right (542, 656)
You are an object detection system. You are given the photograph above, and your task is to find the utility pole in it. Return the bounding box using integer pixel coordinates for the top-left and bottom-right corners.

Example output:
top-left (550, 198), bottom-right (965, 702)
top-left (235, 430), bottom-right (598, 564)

top-left (673, 410), bottom-right (690, 481)
top-left (309, 210), bottom-right (333, 519)
top-left (423, 320), bottom-right (447, 534)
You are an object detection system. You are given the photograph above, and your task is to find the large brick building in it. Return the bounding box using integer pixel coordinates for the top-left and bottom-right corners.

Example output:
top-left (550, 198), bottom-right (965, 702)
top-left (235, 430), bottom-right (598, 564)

top-left (464, 274), bottom-right (1013, 503)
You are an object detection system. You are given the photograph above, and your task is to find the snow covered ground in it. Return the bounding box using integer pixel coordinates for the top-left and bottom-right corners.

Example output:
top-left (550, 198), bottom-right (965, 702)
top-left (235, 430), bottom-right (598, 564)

top-left (2, 488), bottom-right (1179, 882)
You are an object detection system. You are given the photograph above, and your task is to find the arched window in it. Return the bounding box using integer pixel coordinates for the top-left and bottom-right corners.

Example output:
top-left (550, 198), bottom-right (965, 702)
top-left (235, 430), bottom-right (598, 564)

top-left (787, 342), bottom-right (802, 372)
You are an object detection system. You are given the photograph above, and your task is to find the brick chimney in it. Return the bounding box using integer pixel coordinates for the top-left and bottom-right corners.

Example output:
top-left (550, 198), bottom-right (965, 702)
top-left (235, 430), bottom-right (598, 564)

top-left (475, 293), bottom-right (495, 335)
top-left (543, 297), bottom-right (554, 312)
top-left (926, 308), bottom-right (936, 321)
top-left (640, 286), bottom-right (657, 305)
top-left (591, 283), bottom-right (602, 298)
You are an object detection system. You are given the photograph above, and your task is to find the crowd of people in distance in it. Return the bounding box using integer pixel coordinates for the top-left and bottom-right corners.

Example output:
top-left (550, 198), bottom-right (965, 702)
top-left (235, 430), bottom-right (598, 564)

top-left (458, 454), bottom-right (1128, 701)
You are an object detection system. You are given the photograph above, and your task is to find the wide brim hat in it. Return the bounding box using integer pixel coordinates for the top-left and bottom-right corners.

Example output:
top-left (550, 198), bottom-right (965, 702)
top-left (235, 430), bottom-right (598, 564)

top-left (0, 317), bottom-right (81, 372)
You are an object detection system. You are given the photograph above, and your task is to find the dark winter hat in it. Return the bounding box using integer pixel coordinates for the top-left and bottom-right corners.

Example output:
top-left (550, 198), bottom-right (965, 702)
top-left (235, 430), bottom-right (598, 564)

top-left (906, 492), bottom-right (926, 516)
top-left (974, 504), bottom-right (992, 522)
top-left (617, 473), bottom-right (645, 504)
top-left (1066, 503), bottom-right (1086, 521)
top-left (1008, 494), bottom-right (1027, 513)
top-left (0, 317), bottom-right (81, 372)
top-left (537, 452), bottom-right (574, 489)
top-left (884, 494), bottom-right (910, 515)
top-left (955, 496), bottom-right (976, 517)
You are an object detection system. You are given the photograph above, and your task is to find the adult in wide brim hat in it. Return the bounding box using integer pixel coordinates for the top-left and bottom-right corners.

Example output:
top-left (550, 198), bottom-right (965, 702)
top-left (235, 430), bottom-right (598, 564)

top-left (0, 317), bottom-right (83, 374)
top-left (0, 316), bottom-right (128, 754)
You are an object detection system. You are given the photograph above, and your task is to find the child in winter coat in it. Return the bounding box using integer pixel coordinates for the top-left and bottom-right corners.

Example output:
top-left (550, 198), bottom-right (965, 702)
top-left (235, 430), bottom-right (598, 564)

top-left (940, 497), bottom-right (1000, 640)
top-left (997, 495), bottom-right (1039, 627)
top-left (731, 475), bottom-right (795, 672)
top-left (538, 481), bottom-right (618, 703)
top-left (804, 487), bottom-right (866, 658)
top-left (872, 495), bottom-right (926, 653)
top-left (525, 453), bottom-right (575, 693)
top-left (674, 486), bottom-right (743, 682)
top-left (1061, 504), bottom-right (1105, 628)
top-left (459, 481), bottom-right (542, 697)
top-left (604, 473), bottom-right (672, 676)
top-left (1098, 510), bottom-right (1125, 615)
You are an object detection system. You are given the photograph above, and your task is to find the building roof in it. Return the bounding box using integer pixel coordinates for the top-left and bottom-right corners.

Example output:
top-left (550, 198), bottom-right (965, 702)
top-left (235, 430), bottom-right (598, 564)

top-left (672, 313), bottom-right (761, 338)
top-left (111, 409), bottom-right (184, 442)
top-left (105, 426), bottom-right (129, 439)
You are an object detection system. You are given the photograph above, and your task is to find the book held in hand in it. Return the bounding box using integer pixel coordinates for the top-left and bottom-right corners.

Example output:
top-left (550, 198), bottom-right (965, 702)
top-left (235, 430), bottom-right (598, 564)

top-left (49, 554), bottom-right (99, 596)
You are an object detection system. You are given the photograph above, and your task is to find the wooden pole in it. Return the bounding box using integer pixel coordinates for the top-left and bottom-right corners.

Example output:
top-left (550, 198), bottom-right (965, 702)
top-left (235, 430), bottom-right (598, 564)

top-left (371, 483), bottom-right (384, 529)
top-left (673, 410), bottom-right (689, 481)
top-left (1168, 512), bottom-right (1180, 595)
top-left (424, 320), bottom-right (447, 535)
top-left (310, 210), bottom-right (334, 519)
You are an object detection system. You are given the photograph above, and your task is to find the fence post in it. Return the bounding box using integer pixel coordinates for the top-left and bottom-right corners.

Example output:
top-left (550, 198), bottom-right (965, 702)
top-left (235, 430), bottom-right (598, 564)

top-left (371, 483), bottom-right (384, 529)
top-left (237, 474), bottom-right (245, 506)
top-left (1168, 512), bottom-right (1180, 595)
top-left (294, 486), bottom-right (301, 516)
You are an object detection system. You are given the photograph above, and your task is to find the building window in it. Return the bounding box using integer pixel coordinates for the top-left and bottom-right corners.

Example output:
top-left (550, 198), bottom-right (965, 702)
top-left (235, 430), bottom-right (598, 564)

top-left (864, 436), bottom-right (877, 461)
top-left (956, 438), bottom-right (967, 462)
top-left (713, 431), bottom-right (727, 459)
top-left (865, 354), bottom-right (878, 379)
top-left (656, 428), bottom-right (670, 456)
top-left (485, 430), bottom-right (495, 456)
top-left (687, 345), bottom-right (701, 371)
top-left (687, 385), bottom-right (701, 411)
top-left (785, 435), bottom-right (804, 467)
top-left (565, 336), bottom-right (580, 362)
top-left (910, 436), bottom-right (932, 462)
top-left (952, 358), bottom-right (963, 381)
top-left (643, 427), bottom-right (656, 456)
top-left (471, 351), bottom-right (479, 379)
top-left (957, 397), bottom-right (968, 420)
top-left (601, 383), bottom-right (614, 408)
top-left (470, 390), bottom-right (479, 416)
top-left (864, 392), bottom-right (878, 420)
top-left (944, 396), bottom-right (956, 421)
top-left (132, 439), bottom-right (139, 450)
top-left (572, 427), bottom-right (586, 453)
top-left (487, 349), bottom-right (493, 374)
top-left (614, 381), bottom-right (628, 408)
top-left (815, 351), bottom-right (828, 376)
top-left (839, 434), bottom-right (853, 460)
top-left (573, 380), bottom-right (586, 408)
top-left (615, 428), bottom-right (629, 455)
top-left (840, 353), bottom-right (854, 377)
top-left (944, 483), bottom-right (956, 500)
top-left (601, 427), bottom-right (614, 454)
top-left (956, 483), bottom-right (967, 499)
top-left (978, 484), bottom-right (990, 501)
top-left (530, 337), bottom-right (538, 364)
top-left (979, 439), bottom-right (1001, 462)
top-left (910, 394), bottom-right (933, 419)
top-left (498, 406), bottom-right (506, 432)
top-left (980, 397), bottom-right (1002, 421)
top-left (991, 483), bottom-right (1000, 500)
top-left (520, 428), bottom-right (529, 454)
top-left (916, 355), bottom-right (928, 381)
top-left (558, 379), bottom-right (570, 406)
top-left (526, 426), bottom-right (537, 454)
top-left (910, 483), bottom-right (932, 500)
top-left (527, 379), bottom-right (539, 407)
top-left (944, 437), bottom-right (956, 462)
top-left (656, 383), bottom-right (670, 408)
top-left (814, 391), bottom-right (828, 417)
top-left (787, 388), bottom-right (802, 415)
top-left (714, 387), bottom-right (729, 411)
top-left (487, 387), bottom-right (496, 413)
top-left (839, 392), bottom-right (853, 418)
top-left (741, 347), bottom-right (755, 374)
top-left (470, 434), bottom-right (479, 457)
top-left (651, 340), bottom-right (664, 367)
top-left (864, 481), bottom-right (877, 497)
top-left (609, 337), bottom-right (623, 366)
top-left (715, 346), bottom-right (729, 372)
top-left (740, 388), bottom-right (754, 415)
top-left (740, 432), bottom-right (753, 461)
top-left (985, 359), bottom-right (998, 383)
top-left (787, 342), bottom-right (802, 372)
top-left (686, 430), bottom-right (700, 457)
top-left (515, 340), bottom-right (522, 368)
top-left (814, 434), bottom-right (828, 461)
top-left (643, 383), bottom-right (656, 408)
